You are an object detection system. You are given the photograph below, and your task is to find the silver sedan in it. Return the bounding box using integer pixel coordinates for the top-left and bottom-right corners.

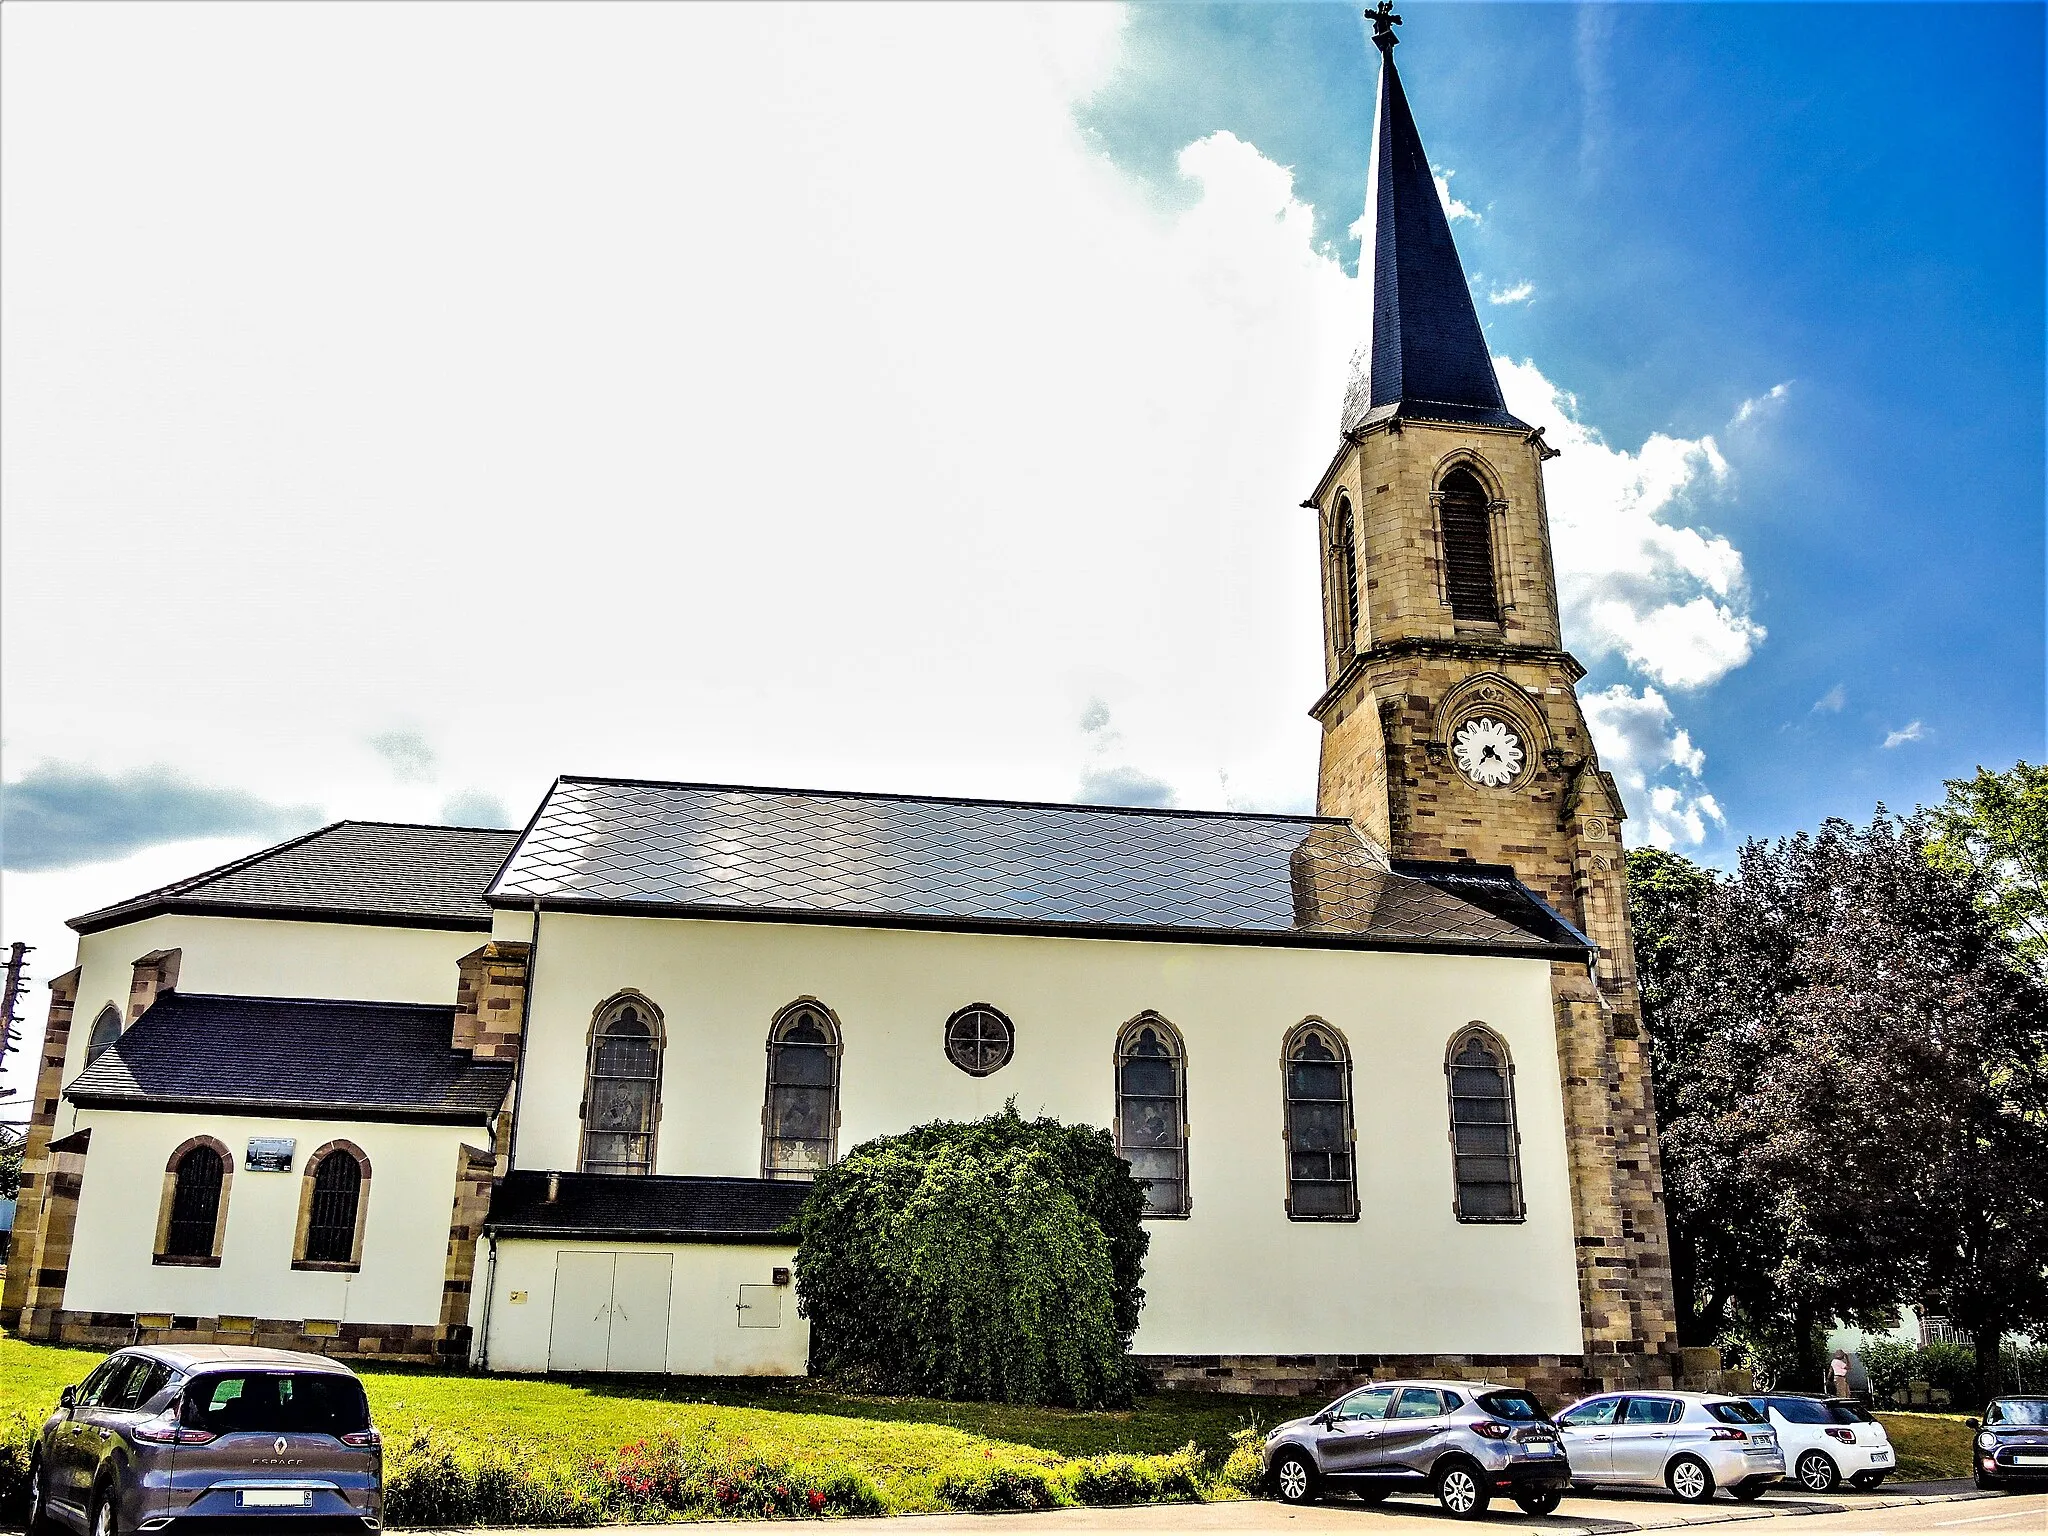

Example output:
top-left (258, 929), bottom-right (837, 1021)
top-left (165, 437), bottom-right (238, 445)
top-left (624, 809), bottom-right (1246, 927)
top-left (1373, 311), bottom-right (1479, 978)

top-left (1555, 1390), bottom-right (1784, 1503)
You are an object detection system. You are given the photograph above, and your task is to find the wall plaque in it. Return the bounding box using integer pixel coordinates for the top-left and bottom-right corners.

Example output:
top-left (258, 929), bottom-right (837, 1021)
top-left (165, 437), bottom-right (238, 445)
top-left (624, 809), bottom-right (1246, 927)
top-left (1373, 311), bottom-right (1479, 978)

top-left (246, 1137), bottom-right (296, 1172)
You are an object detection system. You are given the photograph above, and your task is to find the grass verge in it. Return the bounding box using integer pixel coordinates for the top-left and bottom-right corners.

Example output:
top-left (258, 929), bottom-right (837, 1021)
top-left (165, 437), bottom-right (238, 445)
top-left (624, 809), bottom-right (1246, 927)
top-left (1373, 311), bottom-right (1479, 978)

top-left (1872, 1412), bottom-right (1974, 1482)
top-left (1, 1333), bottom-right (1298, 1524)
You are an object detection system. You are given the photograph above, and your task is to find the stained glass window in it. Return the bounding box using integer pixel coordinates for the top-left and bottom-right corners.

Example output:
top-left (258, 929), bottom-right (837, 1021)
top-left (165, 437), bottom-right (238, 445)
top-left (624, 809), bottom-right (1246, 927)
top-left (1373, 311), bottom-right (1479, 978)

top-left (945, 1004), bottom-right (1013, 1076)
top-left (1447, 1025), bottom-right (1523, 1220)
top-left (581, 998), bottom-right (661, 1175)
top-left (1116, 1016), bottom-right (1188, 1217)
top-left (763, 1003), bottom-right (841, 1179)
top-left (1284, 1022), bottom-right (1356, 1219)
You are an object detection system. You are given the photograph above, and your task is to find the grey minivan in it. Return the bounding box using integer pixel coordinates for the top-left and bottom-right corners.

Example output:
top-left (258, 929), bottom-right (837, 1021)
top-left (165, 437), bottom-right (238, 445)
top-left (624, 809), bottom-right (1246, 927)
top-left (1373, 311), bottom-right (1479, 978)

top-left (25, 1345), bottom-right (383, 1535)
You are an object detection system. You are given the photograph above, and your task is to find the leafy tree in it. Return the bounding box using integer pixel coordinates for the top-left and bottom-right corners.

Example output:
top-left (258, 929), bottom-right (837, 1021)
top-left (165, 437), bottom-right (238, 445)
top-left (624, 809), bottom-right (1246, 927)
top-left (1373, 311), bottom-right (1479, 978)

top-left (1631, 814), bottom-right (2048, 1398)
top-left (1928, 762), bottom-right (2048, 980)
top-left (793, 1105), bottom-right (1148, 1407)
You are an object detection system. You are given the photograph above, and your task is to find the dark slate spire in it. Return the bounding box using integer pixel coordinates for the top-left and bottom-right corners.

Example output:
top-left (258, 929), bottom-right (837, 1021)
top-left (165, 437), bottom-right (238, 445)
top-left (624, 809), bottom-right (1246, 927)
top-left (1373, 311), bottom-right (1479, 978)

top-left (1340, 11), bottom-right (1526, 435)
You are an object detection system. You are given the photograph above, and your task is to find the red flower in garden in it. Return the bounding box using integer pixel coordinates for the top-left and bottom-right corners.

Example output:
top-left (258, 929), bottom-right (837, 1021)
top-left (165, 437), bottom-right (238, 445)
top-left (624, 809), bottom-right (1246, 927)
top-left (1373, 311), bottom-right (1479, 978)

top-left (808, 1489), bottom-right (826, 1512)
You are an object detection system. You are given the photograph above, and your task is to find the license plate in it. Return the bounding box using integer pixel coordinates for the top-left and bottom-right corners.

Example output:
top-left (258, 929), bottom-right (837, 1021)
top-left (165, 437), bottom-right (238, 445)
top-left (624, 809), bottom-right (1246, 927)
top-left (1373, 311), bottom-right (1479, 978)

top-left (1872, 1450), bottom-right (1892, 1463)
top-left (239, 1490), bottom-right (310, 1508)
top-left (1526, 1443), bottom-right (1556, 1457)
top-left (2015, 1455), bottom-right (2048, 1466)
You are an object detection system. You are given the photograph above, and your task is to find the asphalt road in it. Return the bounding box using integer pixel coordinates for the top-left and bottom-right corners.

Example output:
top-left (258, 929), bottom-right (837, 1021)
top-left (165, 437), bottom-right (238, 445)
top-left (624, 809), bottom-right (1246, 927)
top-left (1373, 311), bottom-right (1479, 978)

top-left (454, 1483), bottom-right (2048, 1536)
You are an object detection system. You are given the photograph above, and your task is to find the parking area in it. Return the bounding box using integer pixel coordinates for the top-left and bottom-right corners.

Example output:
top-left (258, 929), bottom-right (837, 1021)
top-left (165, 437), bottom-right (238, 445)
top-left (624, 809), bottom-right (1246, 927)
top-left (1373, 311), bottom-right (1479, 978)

top-left (453, 1484), bottom-right (2044, 1536)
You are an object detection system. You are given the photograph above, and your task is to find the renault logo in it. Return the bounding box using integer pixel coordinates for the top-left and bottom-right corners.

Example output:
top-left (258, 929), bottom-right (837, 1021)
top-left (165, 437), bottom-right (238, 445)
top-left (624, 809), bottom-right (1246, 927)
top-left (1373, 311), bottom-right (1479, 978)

top-left (275, 1438), bottom-right (288, 1455)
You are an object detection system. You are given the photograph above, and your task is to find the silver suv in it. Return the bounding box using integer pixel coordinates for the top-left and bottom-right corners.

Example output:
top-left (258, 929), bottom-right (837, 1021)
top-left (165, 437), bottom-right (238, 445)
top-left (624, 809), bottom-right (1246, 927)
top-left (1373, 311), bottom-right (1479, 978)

top-left (1263, 1379), bottom-right (1573, 1518)
top-left (25, 1345), bottom-right (383, 1535)
top-left (1555, 1390), bottom-right (1783, 1503)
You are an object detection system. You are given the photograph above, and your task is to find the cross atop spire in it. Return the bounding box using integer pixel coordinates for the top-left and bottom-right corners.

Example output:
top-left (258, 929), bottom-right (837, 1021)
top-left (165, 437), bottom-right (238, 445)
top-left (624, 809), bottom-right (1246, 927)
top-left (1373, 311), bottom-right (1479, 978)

top-left (1338, 20), bottom-right (1527, 437)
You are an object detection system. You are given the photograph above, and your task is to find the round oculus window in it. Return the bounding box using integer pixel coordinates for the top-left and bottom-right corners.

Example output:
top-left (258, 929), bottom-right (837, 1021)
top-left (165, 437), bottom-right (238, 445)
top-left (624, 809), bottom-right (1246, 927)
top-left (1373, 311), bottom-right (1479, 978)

top-left (945, 1005), bottom-right (1014, 1076)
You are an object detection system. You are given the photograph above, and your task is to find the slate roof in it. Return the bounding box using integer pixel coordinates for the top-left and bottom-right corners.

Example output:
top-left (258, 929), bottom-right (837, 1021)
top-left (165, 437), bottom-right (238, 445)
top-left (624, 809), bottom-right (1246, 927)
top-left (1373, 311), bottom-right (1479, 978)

top-left (69, 822), bottom-right (521, 934)
top-left (486, 1170), bottom-right (809, 1243)
top-left (66, 992), bottom-right (514, 1123)
top-left (1339, 35), bottom-right (1528, 437)
top-left (488, 776), bottom-right (1590, 958)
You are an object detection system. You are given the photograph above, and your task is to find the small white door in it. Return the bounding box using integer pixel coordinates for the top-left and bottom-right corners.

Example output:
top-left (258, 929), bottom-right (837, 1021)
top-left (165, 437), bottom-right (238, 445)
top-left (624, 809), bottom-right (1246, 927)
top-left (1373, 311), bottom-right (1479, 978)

top-left (737, 1284), bottom-right (781, 1328)
top-left (607, 1253), bottom-right (674, 1372)
top-left (548, 1253), bottom-right (617, 1372)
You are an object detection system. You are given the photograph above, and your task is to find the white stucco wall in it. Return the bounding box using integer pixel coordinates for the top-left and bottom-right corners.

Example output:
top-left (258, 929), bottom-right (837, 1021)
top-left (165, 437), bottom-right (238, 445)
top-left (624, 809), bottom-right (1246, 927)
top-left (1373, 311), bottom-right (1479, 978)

top-left (63, 1108), bottom-right (479, 1326)
top-left (475, 1238), bottom-right (807, 1376)
top-left (505, 910), bottom-right (1584, 1359)
top-left (60, 914), bottom-right (485, 1105)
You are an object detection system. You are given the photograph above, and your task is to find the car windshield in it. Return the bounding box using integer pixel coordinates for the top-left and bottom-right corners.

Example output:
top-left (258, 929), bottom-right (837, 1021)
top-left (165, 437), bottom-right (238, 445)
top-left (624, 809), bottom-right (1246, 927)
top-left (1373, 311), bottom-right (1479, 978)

top-left (1762, 1397), bottom-right (1836, 1425)
top-left (1707, 1400), bottom-right (1767, 1425)
top-left (1477, 1391), bottom-right (1548, 1422)
top-left (180, 1372), bottom-right (369, 1436)
top-left (1988, 1399), bottom-right (2048, 1427)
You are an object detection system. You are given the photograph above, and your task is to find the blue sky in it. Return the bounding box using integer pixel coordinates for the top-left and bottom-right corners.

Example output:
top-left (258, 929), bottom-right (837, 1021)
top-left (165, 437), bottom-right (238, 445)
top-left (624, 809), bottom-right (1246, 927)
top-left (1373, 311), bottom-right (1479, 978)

top-left (1086, 0), bottom-right (2045, 851)
top-left (1, 0), bottom-right (2042, 1041)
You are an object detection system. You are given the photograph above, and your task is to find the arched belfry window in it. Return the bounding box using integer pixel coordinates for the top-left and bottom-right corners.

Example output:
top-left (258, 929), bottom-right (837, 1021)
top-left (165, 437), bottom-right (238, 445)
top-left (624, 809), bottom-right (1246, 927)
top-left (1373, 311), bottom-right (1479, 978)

top-left (762, 1001), bottom-right (842, 1180)
top-left (295, 1142), bottom-right (372, 1269)
top-left (84, 1005), bottom-right (121, 1062)
top-left (1116, 1014), bottom-right (1188, 1217)
top-left (155, 1137), bottom-right (232, 1264)
top-left (1283, 1021), bottom-right (1357, 1220)
top-left (1333, 494), bottom-right (1361, 659)
top-left (1446, 1025), bottom-right (1525, 1221)
top-left (1438, 467), bottom-right (1500, 624)
top-left (580, 994), bottom-right (663, 1176)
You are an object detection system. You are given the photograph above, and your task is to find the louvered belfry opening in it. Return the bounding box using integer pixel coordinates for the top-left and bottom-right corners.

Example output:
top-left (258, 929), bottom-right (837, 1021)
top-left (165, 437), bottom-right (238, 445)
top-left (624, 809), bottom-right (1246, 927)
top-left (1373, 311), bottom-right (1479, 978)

top-left (1438, 468), bottom-right (1500, 623)
top-left (305, 1151), bottom-right (364, 1262)
top-left (166, 1144), bottom-right (225, 1257)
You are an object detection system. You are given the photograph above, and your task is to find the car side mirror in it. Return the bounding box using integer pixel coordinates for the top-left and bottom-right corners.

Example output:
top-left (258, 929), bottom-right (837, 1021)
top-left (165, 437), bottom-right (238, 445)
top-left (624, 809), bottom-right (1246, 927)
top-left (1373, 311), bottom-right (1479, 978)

top-left (60, 1385), bottom-right (77, 1410)
top-left (1965, 1418), bottom-right (1980, 1429)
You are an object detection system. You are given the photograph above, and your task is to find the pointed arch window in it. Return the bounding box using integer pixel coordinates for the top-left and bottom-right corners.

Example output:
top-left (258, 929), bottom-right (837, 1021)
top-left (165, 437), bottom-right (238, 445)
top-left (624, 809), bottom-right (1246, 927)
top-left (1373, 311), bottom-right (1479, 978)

top-left (1333, 494), bottom-right (1361, 660)
top-left (1116, 1014), bottom-right (1188, 1218)
top-left (1283, 1021), bottom-right (1357, 1219)
top-left (1438, 467), bottom-right (1500, 624)
top-left (580, 995), bottom-right (663, 1176)
top-left (84, 1005), bottom-right (122, 1062)
top-left (155, 1137), bottom-right (231, 1265)
top-left (1447, 1025), bottom-right (1524, 1221)
top-left (763, 1001), bottom-right (842, 1180)
top-left (295, 1142), bottom-right (371, 1269)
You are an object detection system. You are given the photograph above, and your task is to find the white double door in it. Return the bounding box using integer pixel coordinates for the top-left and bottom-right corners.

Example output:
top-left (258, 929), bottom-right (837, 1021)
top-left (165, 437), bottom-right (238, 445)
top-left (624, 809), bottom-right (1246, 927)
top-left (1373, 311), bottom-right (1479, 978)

top-left (548, 1252), bottom-right (673, 1373)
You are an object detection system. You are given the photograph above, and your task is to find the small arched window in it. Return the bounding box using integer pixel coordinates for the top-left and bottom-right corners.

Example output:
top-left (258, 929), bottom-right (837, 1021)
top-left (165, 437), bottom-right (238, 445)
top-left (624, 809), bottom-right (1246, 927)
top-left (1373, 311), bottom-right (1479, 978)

top-left (763, 1001), bottom-right (842, 1180)
top-left (580, 995), bottom-right (663, 1176)
top-left (1116, 1014), bottom-right (1188, 1217)
top-left (157, 1138), bottom-right (231, 1263)
top-left (84, 1005), bottom-right (122, 1062)
top-left (1438, 467), bottom-right (1500, 624)
top-left (1283, 1021), bottom-right (1357, 1220)
top-left (1447, 1025), bottom-right (1524, 1221)
top-left (296, 1142), bottom-right (372, 1268)
top-left (1333, 495), bottom-right (1361, 659)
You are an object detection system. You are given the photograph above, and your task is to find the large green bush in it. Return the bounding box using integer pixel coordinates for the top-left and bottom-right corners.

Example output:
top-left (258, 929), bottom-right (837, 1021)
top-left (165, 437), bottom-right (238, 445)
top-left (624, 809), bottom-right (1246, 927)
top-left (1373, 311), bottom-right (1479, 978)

top-left (794, 1105), bottom-right (1149, 1407)
top-left (1861, 1339), bottom-right (2048, 1405)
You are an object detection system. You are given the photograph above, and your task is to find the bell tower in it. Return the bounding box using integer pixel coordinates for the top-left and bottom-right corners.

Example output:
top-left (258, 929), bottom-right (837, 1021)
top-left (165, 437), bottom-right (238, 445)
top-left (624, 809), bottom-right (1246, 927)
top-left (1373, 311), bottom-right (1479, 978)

top-left (1311, 5), bottom-right (1680, 1388)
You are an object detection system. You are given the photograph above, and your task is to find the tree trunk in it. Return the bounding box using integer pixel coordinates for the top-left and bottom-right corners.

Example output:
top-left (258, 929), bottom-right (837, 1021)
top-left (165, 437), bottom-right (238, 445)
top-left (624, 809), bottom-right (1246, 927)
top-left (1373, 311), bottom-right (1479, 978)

top-left (1963, 1306), bottom-right (2008, 1412)
top-left (1792, 1297), bottom-right (1822, 1394)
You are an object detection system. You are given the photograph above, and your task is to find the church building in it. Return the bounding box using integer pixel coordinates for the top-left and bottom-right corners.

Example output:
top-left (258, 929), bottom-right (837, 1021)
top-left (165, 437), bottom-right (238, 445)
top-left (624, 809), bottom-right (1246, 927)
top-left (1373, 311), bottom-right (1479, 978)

top-left (3, 16), bottom-right (1680, 1398)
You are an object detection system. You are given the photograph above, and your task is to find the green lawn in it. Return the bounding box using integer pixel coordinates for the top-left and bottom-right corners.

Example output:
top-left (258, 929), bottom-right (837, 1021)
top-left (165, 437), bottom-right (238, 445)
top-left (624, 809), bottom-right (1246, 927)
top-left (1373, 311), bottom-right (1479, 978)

top-left (1872, 1412), bottom-right (1974, 1482)
top-left (1, 1334), bottom-right (1310, 1521)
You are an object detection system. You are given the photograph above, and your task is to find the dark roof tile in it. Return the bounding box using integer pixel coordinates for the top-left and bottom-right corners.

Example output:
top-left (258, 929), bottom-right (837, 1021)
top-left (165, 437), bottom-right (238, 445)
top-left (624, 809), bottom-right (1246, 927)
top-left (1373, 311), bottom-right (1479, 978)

top-left (67, 992), bottom-right (512, 1123)
top-left (486, 1170), bottom-right (808, 1243)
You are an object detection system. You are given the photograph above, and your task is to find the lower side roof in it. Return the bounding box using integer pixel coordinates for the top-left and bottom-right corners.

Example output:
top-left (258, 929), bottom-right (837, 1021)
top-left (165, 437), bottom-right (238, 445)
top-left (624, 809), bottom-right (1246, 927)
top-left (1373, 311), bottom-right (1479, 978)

top-left (486, 1170), bottom-right (809, 1244)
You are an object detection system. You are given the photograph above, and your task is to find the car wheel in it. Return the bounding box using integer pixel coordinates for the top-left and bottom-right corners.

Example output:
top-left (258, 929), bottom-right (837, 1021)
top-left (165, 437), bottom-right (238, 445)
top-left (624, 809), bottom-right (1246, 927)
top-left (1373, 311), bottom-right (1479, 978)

top-left (1435, 1460), bottom-right (1492, 1519)
top-left (24, 1458), bottom-right (48, 1536)
top-left (1667, 1455), bottom-right (1715, 1504)
top-left (1273, 1451), bottom-right (1318, 1505)
top-left (1514, 1489), bottom-right (1563, 1516)
top-left (1973, 1470), bottom-right (2002, 1492)
top-left (1730, 1478), bottom-right (1770, 1502)
top-left (1849, 1472), bottom-right (1886, 1491)
top-left (1796, 1451), bottom-right (1840, 1494)
top-left (91, 1488), bottom-right (119, 1536)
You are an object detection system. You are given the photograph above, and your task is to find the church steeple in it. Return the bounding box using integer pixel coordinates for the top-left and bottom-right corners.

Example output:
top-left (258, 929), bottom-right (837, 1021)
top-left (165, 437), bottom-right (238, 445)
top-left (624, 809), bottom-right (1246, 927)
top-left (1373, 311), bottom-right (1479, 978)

top-left (1340, 9), bottom-right (1525, 436)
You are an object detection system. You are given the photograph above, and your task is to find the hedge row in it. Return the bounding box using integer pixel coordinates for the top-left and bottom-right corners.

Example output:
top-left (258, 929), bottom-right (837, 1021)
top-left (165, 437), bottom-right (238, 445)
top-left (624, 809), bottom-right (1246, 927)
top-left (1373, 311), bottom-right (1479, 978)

top-left (1860, 1339), bottom-right (2048, 1404)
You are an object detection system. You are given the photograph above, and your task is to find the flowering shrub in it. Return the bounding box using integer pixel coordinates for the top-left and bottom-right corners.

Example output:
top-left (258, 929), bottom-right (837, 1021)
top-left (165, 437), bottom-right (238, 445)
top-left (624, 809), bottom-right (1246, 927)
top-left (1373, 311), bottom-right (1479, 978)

top-left (1063, 1444), bottom-right (1206, 1504)
top-left (598, 1429), bottom-right (883, 1519)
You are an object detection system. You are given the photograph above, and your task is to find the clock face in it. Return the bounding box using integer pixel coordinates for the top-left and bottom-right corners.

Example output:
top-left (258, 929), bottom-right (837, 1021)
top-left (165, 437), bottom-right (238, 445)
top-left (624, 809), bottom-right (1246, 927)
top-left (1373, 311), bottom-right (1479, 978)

top-left (1452, 716), bottom-right (1523, 788)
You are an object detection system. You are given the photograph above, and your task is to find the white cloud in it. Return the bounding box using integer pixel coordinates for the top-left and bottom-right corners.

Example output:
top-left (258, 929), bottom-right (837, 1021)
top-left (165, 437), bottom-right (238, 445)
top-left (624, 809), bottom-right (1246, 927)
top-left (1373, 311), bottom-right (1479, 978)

top-left (1812, 683), bottom-right (1846, 714)
top-left (1497, 357), bottom-right (1763, 692)
top-left (1733, 381), bottom-right (1792, 424)
top-left (1581, 684), bottom-right (1722, 849)
top-left (1488, 280), bottom-right (1534, 305)
top-left (1433, 165), bottom-right (1480, 223)
top-left (1883, 720), bottom-right (1927, 748)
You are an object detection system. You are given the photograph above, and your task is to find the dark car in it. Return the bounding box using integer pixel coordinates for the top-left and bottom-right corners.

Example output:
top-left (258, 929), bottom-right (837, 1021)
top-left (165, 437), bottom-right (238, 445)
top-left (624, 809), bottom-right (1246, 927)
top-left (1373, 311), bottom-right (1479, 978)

top-left (1262, 1379), bottom-right (1573, 1518)
top-left (25, 1345), bottom-right (383, 1535)
top-left (1969, 1395), bottom-right (2048, 1491)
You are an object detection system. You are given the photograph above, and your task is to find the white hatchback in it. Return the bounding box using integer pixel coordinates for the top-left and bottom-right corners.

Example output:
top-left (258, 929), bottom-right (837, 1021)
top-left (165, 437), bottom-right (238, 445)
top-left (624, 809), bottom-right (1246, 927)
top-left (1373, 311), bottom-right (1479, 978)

top-left (1750, 1396), bottom-right (1895, 1493)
